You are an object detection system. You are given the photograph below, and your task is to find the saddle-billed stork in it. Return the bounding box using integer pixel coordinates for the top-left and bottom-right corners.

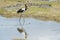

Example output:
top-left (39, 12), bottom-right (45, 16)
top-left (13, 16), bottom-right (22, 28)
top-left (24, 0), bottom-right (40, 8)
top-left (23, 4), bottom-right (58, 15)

top-left (17, 4), bottom-right (28, 13)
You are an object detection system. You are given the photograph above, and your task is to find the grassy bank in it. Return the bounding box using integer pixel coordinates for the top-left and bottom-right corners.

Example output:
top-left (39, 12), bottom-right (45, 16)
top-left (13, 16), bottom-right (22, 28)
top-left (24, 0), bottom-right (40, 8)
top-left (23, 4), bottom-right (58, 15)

top-left (0, 0), bottom-right (60, 22)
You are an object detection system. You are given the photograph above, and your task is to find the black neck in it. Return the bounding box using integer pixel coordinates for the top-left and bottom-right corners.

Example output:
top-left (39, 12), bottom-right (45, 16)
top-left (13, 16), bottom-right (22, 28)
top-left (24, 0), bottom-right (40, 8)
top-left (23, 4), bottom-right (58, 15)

top-left (25, 4), bottom-right (27, 10)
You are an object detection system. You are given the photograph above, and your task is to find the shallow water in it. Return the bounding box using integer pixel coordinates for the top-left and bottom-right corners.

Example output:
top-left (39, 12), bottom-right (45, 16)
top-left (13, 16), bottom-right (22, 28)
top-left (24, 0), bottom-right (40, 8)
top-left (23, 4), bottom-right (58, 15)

top-left (0, 16), bottom-right (60, 40)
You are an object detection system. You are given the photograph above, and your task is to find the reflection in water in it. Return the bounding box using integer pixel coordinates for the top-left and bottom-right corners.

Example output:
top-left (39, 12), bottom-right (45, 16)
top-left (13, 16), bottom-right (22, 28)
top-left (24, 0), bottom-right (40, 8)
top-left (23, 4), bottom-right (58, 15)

top-left (0, 16), bottom-right (60, 40)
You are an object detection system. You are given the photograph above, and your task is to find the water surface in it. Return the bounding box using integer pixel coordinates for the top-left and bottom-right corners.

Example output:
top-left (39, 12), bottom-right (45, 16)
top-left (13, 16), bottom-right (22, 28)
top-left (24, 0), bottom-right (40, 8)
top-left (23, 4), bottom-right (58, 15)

top-left (0, 16), bottom-right (60, 40)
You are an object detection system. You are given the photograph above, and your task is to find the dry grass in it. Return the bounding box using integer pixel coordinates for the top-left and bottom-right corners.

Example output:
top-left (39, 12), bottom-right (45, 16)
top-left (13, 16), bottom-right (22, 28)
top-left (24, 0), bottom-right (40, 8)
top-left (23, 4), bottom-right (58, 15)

top-left (0, 0), bottom-right (60, 22)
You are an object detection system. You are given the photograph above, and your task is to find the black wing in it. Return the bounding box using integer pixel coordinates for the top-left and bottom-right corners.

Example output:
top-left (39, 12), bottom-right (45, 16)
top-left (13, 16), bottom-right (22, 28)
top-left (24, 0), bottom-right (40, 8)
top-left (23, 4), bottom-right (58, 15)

top-left (17, 9), bottom-right (24, 13)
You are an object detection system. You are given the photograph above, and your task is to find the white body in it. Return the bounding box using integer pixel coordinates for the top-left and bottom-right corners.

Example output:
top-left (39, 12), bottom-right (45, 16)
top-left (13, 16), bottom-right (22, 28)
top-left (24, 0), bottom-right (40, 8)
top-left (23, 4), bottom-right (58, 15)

top-left (22, 8), bottom-right (25, 11)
